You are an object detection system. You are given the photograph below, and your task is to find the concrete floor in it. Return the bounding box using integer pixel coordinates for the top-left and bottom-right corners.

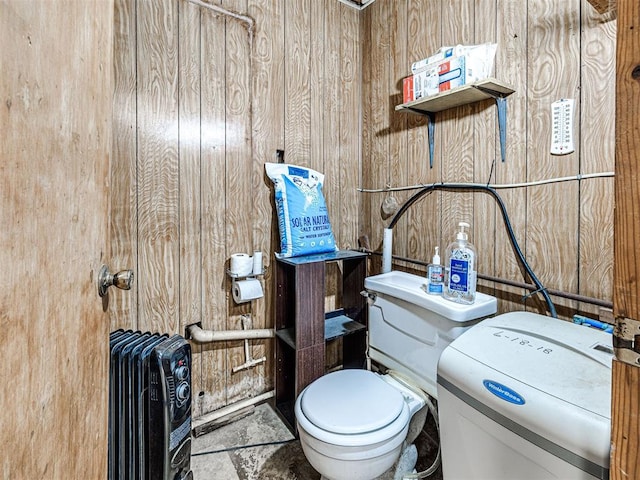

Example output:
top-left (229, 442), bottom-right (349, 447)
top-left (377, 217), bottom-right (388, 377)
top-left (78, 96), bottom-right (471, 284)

top-left (190, 402), bottom-right (443, 480)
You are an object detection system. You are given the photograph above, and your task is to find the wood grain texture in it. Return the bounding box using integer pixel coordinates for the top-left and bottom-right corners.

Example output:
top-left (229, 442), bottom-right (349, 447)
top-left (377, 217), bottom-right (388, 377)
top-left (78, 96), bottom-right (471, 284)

top-left (388, 2), bottom-right (409, 259)
top-left (223, 0), bottom-right (255, 406)
top-left (137, 0), bottom-right (181, 333)
top-left (1, 1), bottom-right (113, 476)
top-left (284, 0), bottom-right (311, 162)
top-left (440, 0), bottom-right (475, 252)
top-left (111, 0), bottom-right (139, 329)
top-left (472, 0), bottom-right (497, 289)
top-left (526, 0), bottom-right (581, 316)
top-left (493, 0), bottom-right (529, 312)
top-left (612, 0), bottom-right (640, 475)
top-left (178, 0), bottom-right (204, 416)
top-left (361, 0), bottom-right (615, 319)
top-left (107, 0), bottom-right (620, 424)
top-left (367, 0), bottom-right (391, 256)
top-left (611, 360), bottom-right (640, 480)
top-left (405, 0), bottom-right (439, 268)
top-left (248, 0), bottom-right (285, 395)
top-left (199, 4), bottom-right (230, 412)
top-left (579, 0), bottom-right (615, 316)
top-left (340, 5), bottom-right (362, 250)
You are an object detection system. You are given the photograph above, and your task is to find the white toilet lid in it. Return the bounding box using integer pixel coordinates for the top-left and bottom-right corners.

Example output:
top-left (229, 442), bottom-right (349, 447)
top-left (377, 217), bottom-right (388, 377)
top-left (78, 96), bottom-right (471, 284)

top-left (299, 370), bottom-right (405, 435)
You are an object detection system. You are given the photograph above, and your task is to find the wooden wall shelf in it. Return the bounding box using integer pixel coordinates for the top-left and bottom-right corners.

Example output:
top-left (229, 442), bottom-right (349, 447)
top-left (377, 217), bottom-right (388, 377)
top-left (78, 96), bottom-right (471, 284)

top-left (395, 78), bottom-right (515, 164)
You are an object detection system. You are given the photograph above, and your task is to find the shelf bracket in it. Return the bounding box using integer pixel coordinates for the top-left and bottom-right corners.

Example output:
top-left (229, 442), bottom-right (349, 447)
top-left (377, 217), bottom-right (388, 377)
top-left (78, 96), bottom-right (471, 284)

top-left (472, 85), bottom-right (509, 163)
top-left (496, 97), bottom-right (507, 163)
top-left (427, 112), bottom-right (435, 168)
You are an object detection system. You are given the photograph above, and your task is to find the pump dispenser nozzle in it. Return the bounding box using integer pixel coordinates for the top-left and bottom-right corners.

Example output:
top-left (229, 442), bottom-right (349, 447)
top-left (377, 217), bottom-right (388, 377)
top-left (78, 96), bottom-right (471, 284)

top-left (456, 222), bottom-right (470, 241)
top-left (432, 246), bottom-right (440, 265)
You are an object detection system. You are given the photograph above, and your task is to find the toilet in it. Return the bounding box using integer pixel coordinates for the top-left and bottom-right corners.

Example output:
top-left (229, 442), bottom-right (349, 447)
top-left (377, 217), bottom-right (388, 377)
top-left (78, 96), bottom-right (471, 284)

top-left (294, 270), bottom-right (498, 480)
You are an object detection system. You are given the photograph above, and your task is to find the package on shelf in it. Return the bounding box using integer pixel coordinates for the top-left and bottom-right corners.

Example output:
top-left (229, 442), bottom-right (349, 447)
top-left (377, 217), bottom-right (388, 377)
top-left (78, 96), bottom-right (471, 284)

top-left (402, 43), bottom-right (497, 102)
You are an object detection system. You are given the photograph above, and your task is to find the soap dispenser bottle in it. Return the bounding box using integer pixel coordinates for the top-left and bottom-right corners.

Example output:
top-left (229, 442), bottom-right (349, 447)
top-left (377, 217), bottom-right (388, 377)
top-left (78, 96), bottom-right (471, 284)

top-left (426, 246), bottom-right (444, 295)
top-left (443, 222), bottom-right (477, 304)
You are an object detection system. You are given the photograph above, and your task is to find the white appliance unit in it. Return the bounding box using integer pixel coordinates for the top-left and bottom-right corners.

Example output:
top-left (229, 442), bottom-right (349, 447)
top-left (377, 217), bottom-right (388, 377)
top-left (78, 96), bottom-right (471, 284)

top-left (437, 311), bottom-right (612, 480)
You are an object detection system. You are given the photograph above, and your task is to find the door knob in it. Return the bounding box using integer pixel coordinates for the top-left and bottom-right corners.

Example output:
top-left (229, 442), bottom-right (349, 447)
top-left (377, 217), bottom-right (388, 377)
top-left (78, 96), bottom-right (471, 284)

top-left (98, 265), bottom-right (134, 297)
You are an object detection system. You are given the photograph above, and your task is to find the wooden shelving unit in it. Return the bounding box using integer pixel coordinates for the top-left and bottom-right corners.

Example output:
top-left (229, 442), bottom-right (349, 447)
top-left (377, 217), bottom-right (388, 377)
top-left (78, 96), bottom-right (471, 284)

top-left (395, 78), bottom-right (515, 165)
top-left (273, 250), bottom-right (368, 431)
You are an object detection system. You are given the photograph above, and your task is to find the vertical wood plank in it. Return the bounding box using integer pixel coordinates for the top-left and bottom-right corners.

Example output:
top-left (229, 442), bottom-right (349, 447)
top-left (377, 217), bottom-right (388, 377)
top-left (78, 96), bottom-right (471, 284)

top-left (284, 0), bottom-right (311, 163)
top-left (111, 0), bottom-right (139, 330)
top-left (578, 1), bottom-right (615, 317)
top-left (178, 0), bottom-right (204, 416)
top-left (494, 0), bottom-right (529, 312)
top-left (440, 0), bottom-right (475, 253)
top-left (388, 2), bottom-right (409, 259)
top-left (526, 0), bottom-right (581, 316)
top-left (405, 0), bottom-right (440, 267)
top-left (360, 7), bottom-right (373, 249)
top-left (310, 0), bottom-right (325, 173)
top-left (473, 0), bottom-right (497, 290)
top-left (367, 0), bottom-right (391, 258)
top-left (339, 5), bottom-right (361, 250)
top-left (248, 0), bottom-right (284, 394)
top-left (200, 5), bottom-right (229, 412)
top-left (612, 0), bottom-right (640, 476)
top-left (137, 0), bottom-right (180, 332)
top-left (223, 0), bottom-right (254, 404)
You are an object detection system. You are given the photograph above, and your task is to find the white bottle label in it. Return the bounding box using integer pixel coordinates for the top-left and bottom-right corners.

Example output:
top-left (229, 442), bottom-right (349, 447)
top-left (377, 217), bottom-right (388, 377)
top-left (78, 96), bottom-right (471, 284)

top-left (427, 265), bottom-right (444, 294)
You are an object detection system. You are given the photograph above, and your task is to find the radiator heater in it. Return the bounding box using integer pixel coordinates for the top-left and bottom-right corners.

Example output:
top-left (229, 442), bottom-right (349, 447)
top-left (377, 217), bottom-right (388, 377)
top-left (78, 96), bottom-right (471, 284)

top-left (109, 330), bottom-right (193, 480)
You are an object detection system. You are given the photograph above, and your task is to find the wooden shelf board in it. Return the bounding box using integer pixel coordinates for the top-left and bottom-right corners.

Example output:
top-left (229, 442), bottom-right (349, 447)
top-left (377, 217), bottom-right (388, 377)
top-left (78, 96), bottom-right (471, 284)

top-left (275, 312), bottom-right (366, 348)
top-left (325, 311), bottom-right (366, 341)
top-left (395, 78), bottom-right (515, 114)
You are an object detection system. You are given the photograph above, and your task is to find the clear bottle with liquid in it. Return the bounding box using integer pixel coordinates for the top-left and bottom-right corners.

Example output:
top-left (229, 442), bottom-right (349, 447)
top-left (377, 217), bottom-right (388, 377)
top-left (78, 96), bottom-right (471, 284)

top-left (443, 222), bottom-right (476, 304)
top-left (426, 246), bottom-right (444, 295)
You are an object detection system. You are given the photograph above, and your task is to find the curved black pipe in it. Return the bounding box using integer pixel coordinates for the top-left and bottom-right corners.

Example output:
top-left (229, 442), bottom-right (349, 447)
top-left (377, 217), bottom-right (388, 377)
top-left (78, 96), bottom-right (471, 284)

top-left (388, 183), bottom-right (557, 318)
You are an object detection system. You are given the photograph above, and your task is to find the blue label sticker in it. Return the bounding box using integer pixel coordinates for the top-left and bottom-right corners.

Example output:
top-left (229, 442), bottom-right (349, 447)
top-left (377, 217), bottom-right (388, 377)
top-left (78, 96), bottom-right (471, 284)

top-left (483, 380), bottom-right (525, 405)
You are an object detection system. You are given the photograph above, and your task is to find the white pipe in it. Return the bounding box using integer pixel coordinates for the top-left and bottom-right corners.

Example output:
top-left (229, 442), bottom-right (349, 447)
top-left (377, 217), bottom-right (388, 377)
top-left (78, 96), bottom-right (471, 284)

top-left (186, 0), bottom-right (255, 34)
top-left (192, 390), bottom-right (275, 432)
top-left (382, 228), bottom-right (393, 273)
top-left (188, 324), bottom-right (274, 343)
top-left (357, 172), bottom-right (615, 193)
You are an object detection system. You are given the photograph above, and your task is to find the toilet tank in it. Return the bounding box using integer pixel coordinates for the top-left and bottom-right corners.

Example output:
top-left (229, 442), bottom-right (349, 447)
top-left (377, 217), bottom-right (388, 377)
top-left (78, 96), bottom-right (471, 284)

top-left (365, 271), bottom-right (496, 398)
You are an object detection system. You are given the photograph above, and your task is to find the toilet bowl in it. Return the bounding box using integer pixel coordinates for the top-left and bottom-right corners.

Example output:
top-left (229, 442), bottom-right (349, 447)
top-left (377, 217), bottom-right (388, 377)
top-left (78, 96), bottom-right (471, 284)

top-left (294, 369), bottom-right (426, 480)
top-left (294, 271), bottom-right (498, 480)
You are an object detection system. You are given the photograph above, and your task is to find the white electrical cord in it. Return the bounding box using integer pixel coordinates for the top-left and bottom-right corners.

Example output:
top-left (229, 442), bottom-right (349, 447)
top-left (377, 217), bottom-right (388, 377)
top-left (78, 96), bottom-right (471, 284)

top-left (357, 171), bottom-right (614, 193)
top-left (402, 394), bottom-right (441, 479)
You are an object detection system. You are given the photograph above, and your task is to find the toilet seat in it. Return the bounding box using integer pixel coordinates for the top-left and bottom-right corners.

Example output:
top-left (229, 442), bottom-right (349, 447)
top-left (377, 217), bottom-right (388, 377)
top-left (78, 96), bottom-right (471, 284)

top-left (295, 370), bottom-right (410, 447)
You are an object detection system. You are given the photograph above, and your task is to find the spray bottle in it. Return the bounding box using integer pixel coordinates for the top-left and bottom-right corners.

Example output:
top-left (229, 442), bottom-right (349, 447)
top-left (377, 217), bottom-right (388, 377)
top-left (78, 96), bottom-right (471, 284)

top-left (426, 247), bottom-right (444, 295)
top-left (443, 222), bottom-right (477, 304)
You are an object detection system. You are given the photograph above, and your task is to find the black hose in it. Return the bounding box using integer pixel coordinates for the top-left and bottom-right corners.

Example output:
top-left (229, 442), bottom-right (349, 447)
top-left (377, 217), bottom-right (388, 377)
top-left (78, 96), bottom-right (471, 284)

top-left (388, 183), bottom-right (557, 318)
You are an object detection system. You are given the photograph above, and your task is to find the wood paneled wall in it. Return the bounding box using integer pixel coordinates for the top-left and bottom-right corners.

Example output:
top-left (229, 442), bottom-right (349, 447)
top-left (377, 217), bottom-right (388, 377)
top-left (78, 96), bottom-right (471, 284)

top-left (361, 0), bottom-right (616, 319)
top-left (111, 0), bottom-right (616, 419)
top-left (110, 0), bottom-right (360, 417)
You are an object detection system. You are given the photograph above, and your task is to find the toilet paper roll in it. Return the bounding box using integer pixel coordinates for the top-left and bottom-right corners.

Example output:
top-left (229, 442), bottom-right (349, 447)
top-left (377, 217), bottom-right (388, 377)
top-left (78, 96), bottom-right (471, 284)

top-left (230, 253), bottom-right (253, 276)
top-left (252, 251), bottom-right (263, 275)
top-left (232, 278), bottom-right (264, 303)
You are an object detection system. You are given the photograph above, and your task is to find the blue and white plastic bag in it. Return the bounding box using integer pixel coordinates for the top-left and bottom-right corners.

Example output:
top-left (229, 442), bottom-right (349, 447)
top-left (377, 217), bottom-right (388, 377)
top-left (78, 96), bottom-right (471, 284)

top-left (265, 163), bottom-right (338, 258)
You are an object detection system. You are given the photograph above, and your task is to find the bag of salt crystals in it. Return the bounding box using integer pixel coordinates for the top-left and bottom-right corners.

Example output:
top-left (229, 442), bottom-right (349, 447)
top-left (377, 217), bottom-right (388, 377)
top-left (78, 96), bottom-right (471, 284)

top-left (265, 163), bottom-right (338, 258)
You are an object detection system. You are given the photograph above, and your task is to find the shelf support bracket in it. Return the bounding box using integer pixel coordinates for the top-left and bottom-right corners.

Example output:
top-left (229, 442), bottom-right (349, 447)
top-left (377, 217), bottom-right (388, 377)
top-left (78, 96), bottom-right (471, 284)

top-left (496, 97), bottom-right (507, 163)
top-left (472, 85), bottom-right (509, 163)
top-left (427, 112), bottom-right (435, 168)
